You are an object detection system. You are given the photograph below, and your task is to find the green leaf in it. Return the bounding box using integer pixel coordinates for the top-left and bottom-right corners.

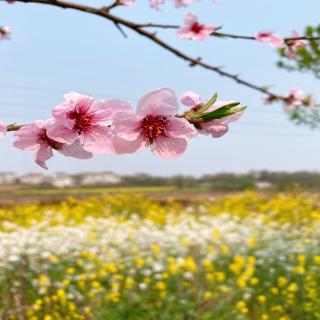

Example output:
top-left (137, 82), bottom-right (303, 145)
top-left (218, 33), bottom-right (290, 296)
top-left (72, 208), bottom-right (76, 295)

top-left (200, 103), bottom-right (246, 121)
top-left (195, 93), bottom-right (218, 114)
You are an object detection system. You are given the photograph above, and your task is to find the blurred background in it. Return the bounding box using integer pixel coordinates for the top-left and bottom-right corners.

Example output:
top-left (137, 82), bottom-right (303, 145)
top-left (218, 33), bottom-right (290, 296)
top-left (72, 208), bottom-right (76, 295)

top-left (1, 2), bottom-right (320, 320)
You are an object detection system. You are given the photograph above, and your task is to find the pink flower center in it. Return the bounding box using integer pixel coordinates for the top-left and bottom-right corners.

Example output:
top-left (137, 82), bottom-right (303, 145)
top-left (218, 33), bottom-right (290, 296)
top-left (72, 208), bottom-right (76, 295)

top-left (38, 129), bottom-right (63, 150)
top-left (67, 110), bottom-right (93, 133)
top-left (190, 22), bottom-right (204, 34)
top-left (140, 115), bottom-right (167, 143)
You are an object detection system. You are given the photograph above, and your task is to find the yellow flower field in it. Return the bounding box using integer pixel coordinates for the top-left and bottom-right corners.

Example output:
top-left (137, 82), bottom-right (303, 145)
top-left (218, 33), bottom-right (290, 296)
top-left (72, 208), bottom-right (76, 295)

top-left (1, 192), bottom-right (320, 319)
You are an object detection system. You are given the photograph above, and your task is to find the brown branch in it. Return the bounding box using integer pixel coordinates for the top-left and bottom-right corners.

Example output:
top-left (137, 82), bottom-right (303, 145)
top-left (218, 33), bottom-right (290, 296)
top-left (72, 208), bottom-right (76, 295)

top-left (136, 23), bottom-right (320, 42)
top-left (101, 0), bottom-right (121, 12)
top-left (6, 124), bottom-right (25, 132)
top-left (8, 0), bottom-right (287, 101)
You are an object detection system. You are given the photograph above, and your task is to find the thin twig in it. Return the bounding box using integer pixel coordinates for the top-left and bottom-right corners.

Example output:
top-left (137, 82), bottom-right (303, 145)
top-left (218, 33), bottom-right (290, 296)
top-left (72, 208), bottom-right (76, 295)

top-left (6, 124), bottom-right (25, 132)
top-left (9, 0), bottom-right (285, 101)
top-left (102, 0), bottom-right (120, 12)
top-left (135, 23), bottom-right (320, 42)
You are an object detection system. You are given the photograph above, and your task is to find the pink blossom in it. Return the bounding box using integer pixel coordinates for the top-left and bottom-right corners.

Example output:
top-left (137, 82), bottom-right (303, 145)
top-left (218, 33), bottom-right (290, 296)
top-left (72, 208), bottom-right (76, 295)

top-left (13, 120), bottom-right (92, 169)
top-left (284, 87), bottom-right (315, 111)
top-left (112, 88), bottom-right (197, 159)
top-left (119, 0), bottom-right (136, 6)
top-left (255, 32), bottom-right (284, 47)
top-left (284, 87), bottom-right (305, 110)
top-left (0, 26), bottom-right (11, 40)
top-left (149, 0), bottom-right (165, 8)
top-left (46, 92), bottom-right (131, 154)
top-left (285, 30), bottom-right (307, 60)
top-left (174, 0), bottom-right (194, 8)
top-left (177, 12), bottom-right (215, 41)
top-left (180, 91), bottom-right (243, 138)
top-left (0, 122), bottom-right (7, 139)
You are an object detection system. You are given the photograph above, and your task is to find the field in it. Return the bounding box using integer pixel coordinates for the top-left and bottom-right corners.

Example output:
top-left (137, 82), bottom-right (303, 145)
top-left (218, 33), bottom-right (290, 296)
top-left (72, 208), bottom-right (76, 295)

top-left (0, 185), bottom-right (209, 206)
top-left (1, 191), bottom-right (320, 319)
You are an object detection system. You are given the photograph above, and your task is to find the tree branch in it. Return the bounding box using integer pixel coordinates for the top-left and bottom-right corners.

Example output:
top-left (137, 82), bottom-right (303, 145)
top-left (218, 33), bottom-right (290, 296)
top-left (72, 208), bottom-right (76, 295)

top-left (6, 124), bottom-right (24, 131)
top-left (135, 23), bottom-right (320, 42)
top-left (6, 0), bottom-right (285, 101)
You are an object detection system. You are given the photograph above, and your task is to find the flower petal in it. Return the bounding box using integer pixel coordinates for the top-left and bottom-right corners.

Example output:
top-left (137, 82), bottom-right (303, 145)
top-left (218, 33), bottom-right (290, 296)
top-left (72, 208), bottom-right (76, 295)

top-left (112, 113), bottom-right (142, 141)
top-left (46, 119), bottom-right (78, 144)
top-left (59, 140), bottom-right (92, 159)
top-left (180, 91), bottom-right (201, 106)
top-left (165, 117), bottom-right (197, 138)
top-left (35, 145), bottom-right (53, 170)
top-left (152, 136), bottom-right (187, 159)
top-left (93, 99), bottom-right (132, 126)
top-left (13, 121), bottom-right (46, 151)
top-left (80, 126), bottom-right (114, 154)
top-left (113, 135), bottom-right (145, 154)
top-left (200, 121), bottom-right (229, 138)
top-left (137, 88), bottom-right (179, 117)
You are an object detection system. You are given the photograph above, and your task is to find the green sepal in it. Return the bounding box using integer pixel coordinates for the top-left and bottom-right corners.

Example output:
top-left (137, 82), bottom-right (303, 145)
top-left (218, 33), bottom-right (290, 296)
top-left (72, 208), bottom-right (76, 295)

top-left (200, 103), bottom-right (246, 121)
top-left (195, 93), bottom-right (218, 115)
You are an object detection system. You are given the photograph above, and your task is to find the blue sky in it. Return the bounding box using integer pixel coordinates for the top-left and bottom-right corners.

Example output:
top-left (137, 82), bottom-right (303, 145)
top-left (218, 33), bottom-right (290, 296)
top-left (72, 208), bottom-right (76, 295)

top-left (0, 0), bottom-right (320, 176)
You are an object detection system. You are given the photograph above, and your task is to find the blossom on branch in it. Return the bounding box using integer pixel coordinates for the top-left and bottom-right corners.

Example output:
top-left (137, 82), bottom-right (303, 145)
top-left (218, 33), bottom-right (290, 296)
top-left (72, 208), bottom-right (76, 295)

top-left (13, 120), bottom-right (92, 169)
top-left (180, 91), bottom-right (244, 137)
top-left (255, 32), bottom-right (284, 47)
top-left (46, 92), bottom-right (131, 154)
top-left (0, 26), bottom-right (11, 40)
top-left (112, 88), bottom-right (197, 159)
top-left (284, 87), bottom-right (315, 111)
top-left (285, 30), bottom-right (307, 60)
top-left (5, 88), bottom-right (245, 168)
top-left (177, 12), bottom-right (215, 41)
top-left (173, 0), bottom-right (194, 8)
top-left (119, 0), bottom-right (136, 6)
top-left (149, 0), bottom-right (165, 8)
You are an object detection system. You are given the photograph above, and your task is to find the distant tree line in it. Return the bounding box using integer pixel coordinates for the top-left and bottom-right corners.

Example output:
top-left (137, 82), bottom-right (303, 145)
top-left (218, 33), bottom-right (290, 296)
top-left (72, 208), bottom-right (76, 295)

top-left (120, 171), bottom-right (320, 191)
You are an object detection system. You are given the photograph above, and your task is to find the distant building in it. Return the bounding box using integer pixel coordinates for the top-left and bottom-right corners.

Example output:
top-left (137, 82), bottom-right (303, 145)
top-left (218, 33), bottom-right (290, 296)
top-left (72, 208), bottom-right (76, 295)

top-left (51, 173), bottom-right (75, 188)
top-left (80, 172), bottom-right (121, 186)
top-left (0, 172), bottom-right (17, 185)
top-left (255, 181), bottom-right (273, 189)
top-left (19, 173), bottom-right (48, 185)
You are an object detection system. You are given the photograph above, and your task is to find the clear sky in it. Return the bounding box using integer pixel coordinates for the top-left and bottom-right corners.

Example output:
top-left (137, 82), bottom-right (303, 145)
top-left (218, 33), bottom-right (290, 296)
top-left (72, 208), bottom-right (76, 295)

top-left (0, 0), bottom-right (320, 176)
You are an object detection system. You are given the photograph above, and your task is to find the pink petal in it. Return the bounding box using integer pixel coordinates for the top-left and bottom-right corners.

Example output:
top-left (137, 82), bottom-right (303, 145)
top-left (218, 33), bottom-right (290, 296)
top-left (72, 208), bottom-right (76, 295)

top-left (165, 117), bottom-right (197, 138)
top-left (46, 119), bottom-right (78, 144)
top-left (152, 136), bottom-right (187, 159)
top-left (79, 126), bottom-right (114, 154)
top-left (93, 99), bottom-right (132, 125)
top-left (13, 121), bottom-right (46, 150)
top-left (113, 135), bottom-right (145, 154)
top-left (35, 145), bottom-right (53, 170)
top-left (59, 140), bottom-right (92, 159)
top-left (184, 12), bottom-right (198, 26)
top-left (75, 96), bottom-right (95, 114)
top-left (112, 113), bottom-right (142, 141)
top-left (177, 28), bottom-right (193, 39)
top-left (180, 91), bottom-right (201, 106)
top-left (64, 91), bottom-right (86, 103)
top-left (290, 87), bottom-right (305, 101)
top-left (52, 102), bottom-right (73, 120)
top-left (200, 121), bottom-right (229, 138)
top-left (255, 32), bottom-right (284, 47)
top-left (137, 88), bottom-right (179, 117)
